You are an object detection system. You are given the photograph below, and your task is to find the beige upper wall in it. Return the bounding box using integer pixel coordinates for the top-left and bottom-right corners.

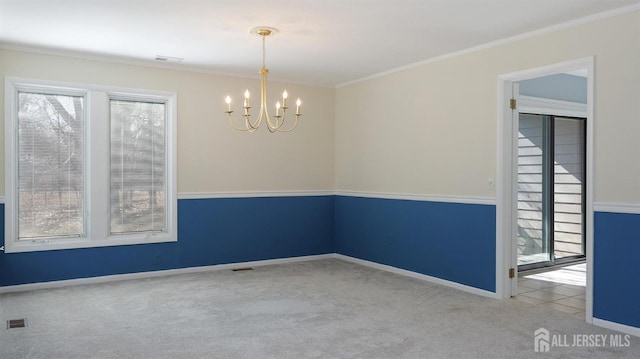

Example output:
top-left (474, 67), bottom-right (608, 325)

top-left (0, 49), bottom-right (335, 195)
top-left (2, 10), bottom-right (639, 202)
top-left (335, 10), bottom-right (640, 203)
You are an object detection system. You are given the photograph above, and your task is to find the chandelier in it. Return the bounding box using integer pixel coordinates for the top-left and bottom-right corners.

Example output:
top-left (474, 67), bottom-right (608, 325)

top-left (225, 27), bottom-right (302, 133)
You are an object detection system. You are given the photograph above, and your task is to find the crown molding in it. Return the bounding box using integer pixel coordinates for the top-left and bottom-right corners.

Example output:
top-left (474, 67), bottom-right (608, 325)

top-left (336, 3), bottom-right (640, 88)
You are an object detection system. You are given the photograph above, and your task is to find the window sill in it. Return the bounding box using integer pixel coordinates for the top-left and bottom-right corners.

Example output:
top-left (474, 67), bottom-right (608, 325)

top-left (4, 234), bottom-right (177, 253)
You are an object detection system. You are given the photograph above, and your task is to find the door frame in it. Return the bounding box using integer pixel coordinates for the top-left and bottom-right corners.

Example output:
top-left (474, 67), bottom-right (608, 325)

top-left (496, 56), bottom-right (594, 323)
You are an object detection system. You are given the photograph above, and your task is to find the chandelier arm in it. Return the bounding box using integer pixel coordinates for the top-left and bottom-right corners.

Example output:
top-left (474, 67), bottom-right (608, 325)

top-left (267, 115), bottom-right (284, 132)
top-left (278, 105), bottom-right (291, 129)
top-left (260, 66), bottom-right (281, 132)
top-left (267, 122), bottom-right (278, 133)
top-left (275, 114), bottom-right (300, 132)
top-left (253, 105), bottom-right (266, 130)
top-left (247, 110), bottom-right (262, 130)
top-left (228, 116), bottom-right (252, 131)
top-left (272, 110), bottom-right (285, 131)
top-left (245, 100), bottom-right (263, 130)
top-left (227, 110), bottom-right (262, 131)
top-left (226, 109), bottom-right (257, 131)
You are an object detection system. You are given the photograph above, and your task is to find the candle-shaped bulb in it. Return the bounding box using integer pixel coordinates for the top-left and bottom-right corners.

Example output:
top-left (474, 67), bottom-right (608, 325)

top-left (276, 101), bottom-right (281, 116)
top-left (225, 96), bottom-right (231, 111)
top-left (282, 90), bottom-right (288, 99)
top-left (243, 90), bottom-right (250, 108)
top-left (296, 98), bottom-right (301, 115)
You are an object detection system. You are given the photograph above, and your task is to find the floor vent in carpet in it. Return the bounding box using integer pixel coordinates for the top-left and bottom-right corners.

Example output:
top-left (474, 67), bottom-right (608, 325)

top-left (7, 319), bottom-right (27, 329)
top-left (232, 267), bottom-right (254, 272)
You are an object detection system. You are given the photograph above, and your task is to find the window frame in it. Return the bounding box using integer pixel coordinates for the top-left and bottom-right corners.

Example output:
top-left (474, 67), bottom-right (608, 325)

top-left (108, 95), bottom-right (169, 236)
top-left (4, 77), bottom-right (177, 253)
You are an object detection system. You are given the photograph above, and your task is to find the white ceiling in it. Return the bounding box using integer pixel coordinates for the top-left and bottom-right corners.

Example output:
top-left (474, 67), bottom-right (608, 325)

top-left (1, 0), bottom-right (638, 87)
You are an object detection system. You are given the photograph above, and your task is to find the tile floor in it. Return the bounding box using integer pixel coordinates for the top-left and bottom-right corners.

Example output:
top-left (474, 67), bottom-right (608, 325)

top-left (515, 263), bottom-right (586, 320)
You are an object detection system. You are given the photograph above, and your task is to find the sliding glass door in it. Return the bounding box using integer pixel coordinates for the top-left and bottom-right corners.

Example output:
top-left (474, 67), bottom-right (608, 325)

top-left (517, 113), bottom-right (586, 270)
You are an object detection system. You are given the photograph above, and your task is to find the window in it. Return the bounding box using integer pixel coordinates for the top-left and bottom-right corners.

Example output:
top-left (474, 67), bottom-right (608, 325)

top-left (17, 92), bottom-right (85, 240)
top-left (110, 99), bottom-right (166, 235)
top-left (5, 78), bottom-right (177, 253)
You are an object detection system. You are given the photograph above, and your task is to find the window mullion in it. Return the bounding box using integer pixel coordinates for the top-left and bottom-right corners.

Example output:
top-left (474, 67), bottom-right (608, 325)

top-left (87, 91), bottom-right (110, 241)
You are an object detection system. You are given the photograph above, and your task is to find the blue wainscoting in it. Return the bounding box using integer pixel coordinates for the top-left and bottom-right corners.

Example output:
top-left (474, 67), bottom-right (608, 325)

top-left (334, 196), bottom-right (496, 292)
top-left (0, 196), bottom-right (335, 287)
top-left (594, 211), bottom-right (640, 328)
top-left (176, 196), bottom-right (334, 267)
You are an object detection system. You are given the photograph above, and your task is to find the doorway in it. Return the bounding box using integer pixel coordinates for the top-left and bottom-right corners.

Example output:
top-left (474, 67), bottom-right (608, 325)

top-left (516, 112), bottom-right (586, 271)
top-left (496, 57), bottom-right (594, 323)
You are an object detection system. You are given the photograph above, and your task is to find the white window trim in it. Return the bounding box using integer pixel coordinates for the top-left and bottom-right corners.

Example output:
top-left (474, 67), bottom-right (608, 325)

top-left (518, 95), bottom-right (587, 118)
top-left (4, 77), bottom-right (177, 253)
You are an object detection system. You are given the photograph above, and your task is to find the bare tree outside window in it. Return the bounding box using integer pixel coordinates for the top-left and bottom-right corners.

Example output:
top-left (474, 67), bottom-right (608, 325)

top-left (17, 92), bottom-right (84, 239)
top-left (110, 100), bottom-right (166, 234)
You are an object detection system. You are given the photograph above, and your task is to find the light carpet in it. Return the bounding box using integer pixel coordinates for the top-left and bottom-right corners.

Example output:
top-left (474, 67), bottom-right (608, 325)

top-left (0, 258), bottom-right (637, 358)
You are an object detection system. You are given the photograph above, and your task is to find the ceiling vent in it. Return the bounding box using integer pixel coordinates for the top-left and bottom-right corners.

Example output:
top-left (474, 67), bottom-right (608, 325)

top-left (154, 55), bottom-right (184, 63)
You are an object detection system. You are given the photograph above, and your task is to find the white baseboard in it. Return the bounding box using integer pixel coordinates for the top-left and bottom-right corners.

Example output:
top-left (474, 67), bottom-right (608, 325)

top-left (334, 254), bottom-right (498, 299)
top-left (0, 254), bottom-right (335, 294)
top-left (1, 253), bottom-right (497, 299)
top-left (592, 318), bottom-right (640, 338)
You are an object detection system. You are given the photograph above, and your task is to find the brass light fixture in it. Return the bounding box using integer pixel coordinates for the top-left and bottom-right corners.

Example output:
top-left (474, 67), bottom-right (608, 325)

top-left (225, 27), bottom-right (301, 133)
